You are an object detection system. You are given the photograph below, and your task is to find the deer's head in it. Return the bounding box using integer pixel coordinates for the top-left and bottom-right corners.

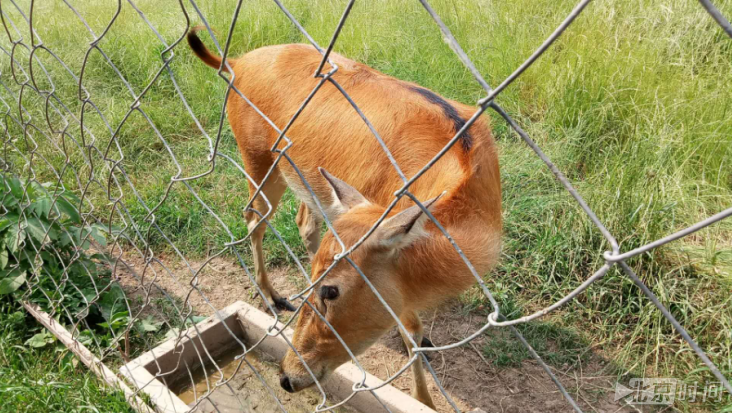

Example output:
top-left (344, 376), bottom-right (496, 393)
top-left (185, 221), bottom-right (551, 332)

top-left (279, 168), bottom-right (440, 393)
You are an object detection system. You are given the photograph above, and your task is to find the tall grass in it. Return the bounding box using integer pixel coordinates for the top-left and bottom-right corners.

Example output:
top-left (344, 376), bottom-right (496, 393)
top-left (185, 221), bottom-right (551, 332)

top-left (1, 0), bottom-right (730, 396)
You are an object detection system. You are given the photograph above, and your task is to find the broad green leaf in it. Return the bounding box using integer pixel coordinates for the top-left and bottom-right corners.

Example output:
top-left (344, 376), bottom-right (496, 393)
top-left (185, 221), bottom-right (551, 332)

top-left (25, 332), bottom-right (55, 348)
top-left (71, 258), bottom-right (97, 277)
top-left (98, 284), bottom-right (126, 322)
top-left (55, 196), bottom-right (81, 224)
top-left (7, 177), bottom-right (23, 199)
top-left (58, 230), bottom-right (72, 247)
top-left (0, 269), bottom-right (26, 294)
top-left (111, 310), bottom-right (129, 322)
top-left (71, 227), bottom-right (93, 249)
top-left (64, 226), bottom-right (88, 249)
top-left (82, 289), bottom-right (97, 304)
top-left (26, 217), bottom-right (53, 243)
top-left (90, 225), bottom-right (107, 247)
top-left (61, 191), bottom-right (80, 204)
top-left (4, 225), bottom-right (25, 254)
top-left (137, 315), bottom-right (163, 332)
top-left (100, 311), bottom-right (130, 331)
top-left (31, 197), bottom-right (52, 218)
top-left (45, 222), bottom-right (60, 241)
top-left (2, 195), bottom-right (18, 208)
top-left (0, 249), bottom-right (7, 270)
top-left (77, 331), bottom-right (93, 346)
top-left (0, 218), bottom-right (11, 233)
top-left (0, 214), bottom-right (19, 232)
top-left (40, 251), bottom-right (55, 265)
top-left (28, 181), bottom-right (44, 197)
top-left (25, 334), bottom-right (47, 348)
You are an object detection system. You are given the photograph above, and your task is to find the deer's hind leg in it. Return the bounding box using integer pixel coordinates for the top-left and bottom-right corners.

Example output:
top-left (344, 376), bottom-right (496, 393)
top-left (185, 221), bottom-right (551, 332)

top-left (234, 110), bottom-right (294, 311)
top-left (244, 169), bottom-right (294, 311)
top-left (295, 202), bottom-right (323, 259)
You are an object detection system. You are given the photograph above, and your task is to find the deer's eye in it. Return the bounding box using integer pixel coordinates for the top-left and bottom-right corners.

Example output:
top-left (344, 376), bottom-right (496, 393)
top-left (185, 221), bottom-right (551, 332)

top-left (319, 285), bottom-right (339, 300)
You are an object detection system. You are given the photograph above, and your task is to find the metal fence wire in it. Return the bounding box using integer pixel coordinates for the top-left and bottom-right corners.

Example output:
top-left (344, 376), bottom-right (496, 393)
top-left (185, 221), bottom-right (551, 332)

top-left (0, 0), bottom-right (731, 412)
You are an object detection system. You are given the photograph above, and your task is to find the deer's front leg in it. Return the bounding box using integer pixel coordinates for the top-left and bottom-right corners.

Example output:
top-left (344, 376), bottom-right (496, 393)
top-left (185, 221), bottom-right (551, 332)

top-left (399, 311), bottom-right (436, 409)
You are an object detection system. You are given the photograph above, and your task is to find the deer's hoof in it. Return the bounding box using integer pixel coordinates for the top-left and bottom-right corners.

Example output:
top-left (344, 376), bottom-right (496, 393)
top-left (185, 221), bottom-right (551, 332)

top-left (274, 296), bottom-right (296, 312)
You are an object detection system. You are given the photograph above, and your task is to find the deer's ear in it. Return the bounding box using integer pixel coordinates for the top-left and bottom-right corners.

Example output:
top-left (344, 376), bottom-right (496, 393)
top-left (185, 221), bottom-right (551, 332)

top-left (375, 193), bottom-right (444, 250)
top-left (319, 168), bottom-right (369, 220)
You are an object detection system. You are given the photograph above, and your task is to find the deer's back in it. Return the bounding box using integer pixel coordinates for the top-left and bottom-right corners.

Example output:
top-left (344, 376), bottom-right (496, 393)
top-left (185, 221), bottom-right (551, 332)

top-left (228, 44), bottom-right (499, 217)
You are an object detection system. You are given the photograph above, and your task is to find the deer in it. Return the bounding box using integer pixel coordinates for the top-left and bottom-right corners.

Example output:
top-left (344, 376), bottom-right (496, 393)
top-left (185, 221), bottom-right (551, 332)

top-left (188, 28), bottom-right (501, 409)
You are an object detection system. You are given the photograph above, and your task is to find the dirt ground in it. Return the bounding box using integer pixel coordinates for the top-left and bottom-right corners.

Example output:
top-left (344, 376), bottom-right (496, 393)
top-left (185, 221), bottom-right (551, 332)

top-left (117, 251), bottom-right (633, 413)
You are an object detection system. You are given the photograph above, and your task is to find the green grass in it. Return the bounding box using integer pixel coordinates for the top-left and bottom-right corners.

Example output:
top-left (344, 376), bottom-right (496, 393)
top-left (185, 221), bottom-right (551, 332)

top-left (482, 321), bottom-right (590, 369)
top-left (0, 299), bottom-right (134, 412)
top-left (0, 0), bottom-right (730, 407)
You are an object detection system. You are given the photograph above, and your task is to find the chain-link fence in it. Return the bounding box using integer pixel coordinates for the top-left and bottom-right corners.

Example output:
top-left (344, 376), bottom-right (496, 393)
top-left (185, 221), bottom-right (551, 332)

top-left (0, 0), bottom-right (730, 412)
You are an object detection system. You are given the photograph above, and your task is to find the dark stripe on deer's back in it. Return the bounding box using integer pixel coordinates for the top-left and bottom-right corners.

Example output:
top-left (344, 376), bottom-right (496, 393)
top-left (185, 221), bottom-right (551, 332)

top-left (410, 86), bottom-right (472, 151)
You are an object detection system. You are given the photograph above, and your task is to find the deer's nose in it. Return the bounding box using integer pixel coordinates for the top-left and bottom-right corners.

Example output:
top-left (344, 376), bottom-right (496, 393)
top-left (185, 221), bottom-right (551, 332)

top-left (279, 374), bottom-right (294, 393)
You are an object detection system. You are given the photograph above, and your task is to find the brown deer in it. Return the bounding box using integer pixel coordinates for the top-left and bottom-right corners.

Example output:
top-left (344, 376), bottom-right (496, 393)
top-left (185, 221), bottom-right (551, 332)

top-left (188, 28), bottom-right (501, 409)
